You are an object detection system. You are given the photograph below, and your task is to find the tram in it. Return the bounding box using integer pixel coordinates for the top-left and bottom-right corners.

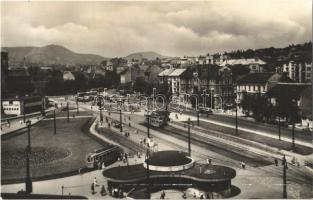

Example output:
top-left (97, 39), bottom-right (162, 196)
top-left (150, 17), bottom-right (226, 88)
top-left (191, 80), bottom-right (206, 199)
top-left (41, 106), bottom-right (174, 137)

top-left (145, 110), bottom-right (170, 127)
top-left (86, 145), bottom-right (123, 169)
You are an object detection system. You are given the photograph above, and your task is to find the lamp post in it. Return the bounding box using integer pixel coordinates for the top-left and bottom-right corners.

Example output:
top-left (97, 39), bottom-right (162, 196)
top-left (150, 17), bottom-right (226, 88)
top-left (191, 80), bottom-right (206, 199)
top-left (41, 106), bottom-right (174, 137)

top-left (119, 99), bottom-right (123, 133)
top-left (23, 110), bottom-right (26, 123)
top-left (145, 148), bottom-right (151, 199)
top-left (187, 117), bottom-right (191, 156)
top-left (282, 155), bottom-right (288, 198)
top-left (210, 87), bottom-right (214, 110)
top-left (76, 99), bottom-right (79, 114)
top-left (67, 102), bottom-right (69, 123)
top-left (235, 100), bottom-right (238, 135)
top-left (25, 119), bottom-right (32, 193)
top-left (54, 109), bottom-right (56, 134)
top-left (26, 120), bottom-right (32, 152)
top-left (203, 89), bottom-right (207, 109)
top-left (291, 99), bottom-right (297, 149)
top-left (197, 104), bottom-right (200, 126)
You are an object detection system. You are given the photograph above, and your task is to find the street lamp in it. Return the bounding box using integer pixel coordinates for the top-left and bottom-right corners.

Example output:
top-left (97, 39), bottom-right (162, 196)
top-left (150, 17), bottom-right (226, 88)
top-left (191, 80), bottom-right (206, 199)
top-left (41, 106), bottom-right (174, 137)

top-left (282, 155), bottom-right (288, 198)
top-left (119, 99), bottom-right (123, 133)
top-left (54, 109), bottom-right (56, 134)
top-left (67, 102), bottom-right (70, 123)
top-left (145, 148), bottom-right (151, 199)
top-left (235, 99), bottom-right (239, 135)
top-left (76, 99), bottom-right (79, 114)
top-left (187, 118), bottom-right (191, 156)
top-left (26, 120), bottom-right (32, 152)
top-left (25, 119), bottom-right (32, 193)
top-left (210, 87), bottom-right (214, 110)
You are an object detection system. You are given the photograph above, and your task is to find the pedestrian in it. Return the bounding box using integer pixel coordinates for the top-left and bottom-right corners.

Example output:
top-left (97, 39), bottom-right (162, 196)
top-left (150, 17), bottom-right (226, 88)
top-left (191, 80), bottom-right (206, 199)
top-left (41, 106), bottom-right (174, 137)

top-left (129, 116), bottom-right (131, 121)
top-left (182, 191), bottom-right (187, 199)
top-left (100, 185), bottom-right (106, 196)
top-left (193, 192), bottom-right (197, 198)
top-left (274, 158), bottom-right (278, 166)
top-left (282, 155), bottom-right (286, 166)
top-left (94, 177), bottom-right (98, 186)
top-left (242, 161), bottom-right (246, 169)
top-left (129, 122), bottom-right (131, 127)
top-left (91, 183), bottom-right (95, 194)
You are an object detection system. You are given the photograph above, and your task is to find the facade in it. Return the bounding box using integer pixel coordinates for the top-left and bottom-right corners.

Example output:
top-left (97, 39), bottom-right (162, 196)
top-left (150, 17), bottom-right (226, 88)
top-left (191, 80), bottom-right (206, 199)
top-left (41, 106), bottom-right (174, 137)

top-left (220, 58), bottom-right (266, 73)
top-left (282, 61), bottom-right (311, 83)
top-left (120, 66), bottom-right (144, 84)
top-left (236, 73), bottom-right (274, 103)
top-left (236, 72), bottom-right (295, 103)
top-left (1, 51), bottom-right (9, 96)
top-left (63, 71), bottom-right (75, 80)
top-left (159, 64), bottom-right (234, 109)
top-left (2, 96), bottom-right (44, 116)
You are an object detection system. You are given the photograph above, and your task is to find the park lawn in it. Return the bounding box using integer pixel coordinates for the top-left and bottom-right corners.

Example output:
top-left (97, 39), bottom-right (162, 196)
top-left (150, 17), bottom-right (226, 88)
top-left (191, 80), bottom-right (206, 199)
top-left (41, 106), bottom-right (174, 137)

top-left (1, 111), bottom-right (107, 183)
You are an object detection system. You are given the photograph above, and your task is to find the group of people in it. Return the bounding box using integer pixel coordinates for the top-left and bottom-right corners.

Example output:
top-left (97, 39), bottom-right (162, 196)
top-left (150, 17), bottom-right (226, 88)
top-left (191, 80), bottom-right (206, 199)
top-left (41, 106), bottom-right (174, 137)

top-left (90, 179), bottom-right (107, 196)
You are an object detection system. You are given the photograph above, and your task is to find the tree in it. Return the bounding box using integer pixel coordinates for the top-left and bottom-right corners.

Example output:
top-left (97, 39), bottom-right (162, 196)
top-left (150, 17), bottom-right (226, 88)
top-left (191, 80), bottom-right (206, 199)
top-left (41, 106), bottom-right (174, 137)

top-left (240, 92), bottom-right (253, 116)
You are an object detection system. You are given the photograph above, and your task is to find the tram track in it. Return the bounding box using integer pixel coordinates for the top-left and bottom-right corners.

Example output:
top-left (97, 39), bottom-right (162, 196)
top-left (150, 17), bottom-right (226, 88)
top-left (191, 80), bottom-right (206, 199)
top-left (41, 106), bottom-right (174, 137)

top-left (152, 125), bottom-right (272, 167)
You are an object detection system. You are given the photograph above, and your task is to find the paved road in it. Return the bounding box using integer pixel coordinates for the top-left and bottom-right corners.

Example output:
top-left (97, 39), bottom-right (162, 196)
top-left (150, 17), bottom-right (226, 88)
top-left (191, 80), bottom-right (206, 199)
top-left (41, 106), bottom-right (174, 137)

top-left (177, 108), bottom-right (312, 143)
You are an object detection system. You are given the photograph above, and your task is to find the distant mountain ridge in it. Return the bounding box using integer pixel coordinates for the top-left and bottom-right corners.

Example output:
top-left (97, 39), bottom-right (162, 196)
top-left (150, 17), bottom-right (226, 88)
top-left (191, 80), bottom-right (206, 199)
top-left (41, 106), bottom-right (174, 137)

top-left (124, 51), bottom-right (170, 61)
top-left (2, 44), bottom-right (109, 67)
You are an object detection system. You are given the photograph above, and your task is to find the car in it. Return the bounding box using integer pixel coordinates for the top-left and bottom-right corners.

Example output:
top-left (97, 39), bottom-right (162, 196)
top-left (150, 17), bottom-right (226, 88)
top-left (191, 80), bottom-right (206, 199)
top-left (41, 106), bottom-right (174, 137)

top-left (199, 107), bottom-right (213, 115)
top-left (112, 121), bottom-right (122, 128)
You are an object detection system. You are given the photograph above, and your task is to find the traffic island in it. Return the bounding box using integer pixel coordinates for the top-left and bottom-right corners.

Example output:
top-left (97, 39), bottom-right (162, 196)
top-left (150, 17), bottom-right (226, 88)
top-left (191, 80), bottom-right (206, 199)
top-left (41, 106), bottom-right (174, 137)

top-left (102, 150), bottom-right (236, 198)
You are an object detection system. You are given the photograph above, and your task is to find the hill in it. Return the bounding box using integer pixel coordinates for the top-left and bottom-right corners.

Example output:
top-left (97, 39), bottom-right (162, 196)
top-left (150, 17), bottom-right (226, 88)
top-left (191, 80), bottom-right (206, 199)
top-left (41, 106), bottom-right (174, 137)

top-left (2, 44), bottom-right (109, 67)
top-left (125, 51), bottom-right (170, 61)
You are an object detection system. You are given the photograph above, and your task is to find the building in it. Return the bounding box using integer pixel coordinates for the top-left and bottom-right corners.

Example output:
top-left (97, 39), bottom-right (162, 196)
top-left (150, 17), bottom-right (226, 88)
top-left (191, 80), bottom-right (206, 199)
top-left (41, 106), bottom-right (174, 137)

top-left (181, 64), bottom-right (233, 109)
top-left (220, 58), bottom-right (266, 73)
top-left (236, 72), bottom-right (295, 103)
top-left (159, 64), bottom-right (234, 109)
top-left (63, 71), bottom-right (75, 80)
top-left (282, 61), bottom-right (311, 83)
top-left (1, 51), bottom-right (9, 96)
top-left (2, 96), bottom-right (45, 116)
top-left (120, 66), bottom-right (144, 84)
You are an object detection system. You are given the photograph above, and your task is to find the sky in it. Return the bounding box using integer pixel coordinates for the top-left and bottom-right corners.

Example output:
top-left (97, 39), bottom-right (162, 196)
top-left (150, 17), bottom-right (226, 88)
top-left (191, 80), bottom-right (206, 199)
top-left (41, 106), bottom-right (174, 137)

top-left (1, 0), bottom-right (312, 57)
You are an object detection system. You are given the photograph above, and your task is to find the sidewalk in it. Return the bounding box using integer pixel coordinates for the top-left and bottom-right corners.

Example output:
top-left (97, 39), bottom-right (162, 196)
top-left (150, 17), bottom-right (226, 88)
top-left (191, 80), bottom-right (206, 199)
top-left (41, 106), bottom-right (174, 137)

top-left (1, 107), bottom-right (56, 136)
top-left (1, 116), bottom-right (43, 136)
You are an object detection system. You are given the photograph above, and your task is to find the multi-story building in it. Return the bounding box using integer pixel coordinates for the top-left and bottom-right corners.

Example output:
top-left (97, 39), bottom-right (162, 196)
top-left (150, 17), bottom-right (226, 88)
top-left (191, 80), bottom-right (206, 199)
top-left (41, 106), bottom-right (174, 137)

top-left (220, 58), bottom-right (266, 73)
top-left (282, 61), bottom-right (311, 83)
top-left (159, 64), bottom-right (234, 109)
top-left (2, 96), bottom-right (45, 116)
top-left (236, 72), bottom-right (294, 104)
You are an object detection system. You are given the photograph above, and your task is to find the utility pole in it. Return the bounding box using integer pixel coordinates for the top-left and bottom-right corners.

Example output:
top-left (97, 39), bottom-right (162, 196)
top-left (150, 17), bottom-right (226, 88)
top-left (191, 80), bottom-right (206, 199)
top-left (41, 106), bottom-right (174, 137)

top-left (197, 104), bottom-right (200, 126)
top-left (54, 109), bottom-right (56, 134)
top-left (67, 102), bottom-right (69, 123)
top-left (76, 99), bottom-right (79, 114)
top-left (278, 116), bottom-right (281, 140)
top-left (292, 122), bottom-right (295, 149)
top-left (146, 148), bottom-right (150, 199)
top-left (119, 99), bottom-right (123, 132)
top-left (120, 108), bottom-right (123, 133)
top-left (235, 101), bottom-right (238, 135)
top-left (26, 120), bottom-right (32, 153)
top-left (23, 110), bottom-right (26, 123)
top-left (283, 155), bottom-right (287, 198)
top-left (25, 120), bottom-right (32, 193)
top-left (188, 118), bottom-right (191, 156)
top-left (147, 97), bottom-right (151, 138)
